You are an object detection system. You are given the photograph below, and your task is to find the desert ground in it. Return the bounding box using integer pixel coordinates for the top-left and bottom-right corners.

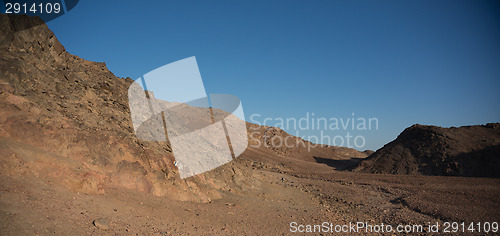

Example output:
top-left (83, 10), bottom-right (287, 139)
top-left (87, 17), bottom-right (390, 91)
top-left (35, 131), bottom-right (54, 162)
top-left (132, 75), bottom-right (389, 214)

top-left (1, 148), bottom-right (499, 235)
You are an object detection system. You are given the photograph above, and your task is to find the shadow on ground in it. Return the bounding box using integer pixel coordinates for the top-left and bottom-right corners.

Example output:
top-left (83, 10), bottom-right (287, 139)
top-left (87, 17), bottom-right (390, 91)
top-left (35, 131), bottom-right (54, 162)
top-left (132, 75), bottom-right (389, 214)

top-left (313, 156), bottom-right (364, 171)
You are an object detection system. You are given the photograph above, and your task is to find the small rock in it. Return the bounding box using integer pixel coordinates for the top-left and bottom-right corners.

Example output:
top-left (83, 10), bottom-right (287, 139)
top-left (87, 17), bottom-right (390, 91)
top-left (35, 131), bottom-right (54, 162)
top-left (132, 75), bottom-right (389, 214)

top-left (93, 218), bottom-right (110, 230)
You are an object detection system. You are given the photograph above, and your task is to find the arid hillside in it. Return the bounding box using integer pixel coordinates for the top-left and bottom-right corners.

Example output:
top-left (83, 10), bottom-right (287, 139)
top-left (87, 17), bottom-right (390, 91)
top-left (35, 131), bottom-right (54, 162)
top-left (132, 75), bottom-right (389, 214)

top-left (354, 123), bottom-right (500, 177)
top-left (0, 14), bottom-right (367, 202)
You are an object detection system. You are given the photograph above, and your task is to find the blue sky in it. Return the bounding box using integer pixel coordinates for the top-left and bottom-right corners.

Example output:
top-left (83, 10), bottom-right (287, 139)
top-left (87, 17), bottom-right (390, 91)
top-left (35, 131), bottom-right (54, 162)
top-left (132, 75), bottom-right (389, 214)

top-left (46, 0), bottom-right (500, 151)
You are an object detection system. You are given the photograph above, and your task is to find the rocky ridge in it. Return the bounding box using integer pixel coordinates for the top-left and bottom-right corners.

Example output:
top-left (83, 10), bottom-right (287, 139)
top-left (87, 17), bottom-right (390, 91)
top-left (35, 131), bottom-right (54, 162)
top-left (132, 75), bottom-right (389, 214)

top-left (354, 123), bottom-right (500, 177)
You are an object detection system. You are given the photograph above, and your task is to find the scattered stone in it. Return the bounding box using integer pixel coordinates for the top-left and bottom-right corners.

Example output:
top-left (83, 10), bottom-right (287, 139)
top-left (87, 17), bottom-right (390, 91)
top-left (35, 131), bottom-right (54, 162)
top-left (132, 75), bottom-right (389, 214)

top-left (93, 218), bottom-right (110, 230)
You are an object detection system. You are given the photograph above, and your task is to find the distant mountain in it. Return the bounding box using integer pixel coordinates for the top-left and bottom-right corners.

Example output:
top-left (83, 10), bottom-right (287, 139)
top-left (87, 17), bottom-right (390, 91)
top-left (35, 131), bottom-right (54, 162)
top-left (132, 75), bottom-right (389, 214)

top-left (353, 123), bottom-right (500, 177)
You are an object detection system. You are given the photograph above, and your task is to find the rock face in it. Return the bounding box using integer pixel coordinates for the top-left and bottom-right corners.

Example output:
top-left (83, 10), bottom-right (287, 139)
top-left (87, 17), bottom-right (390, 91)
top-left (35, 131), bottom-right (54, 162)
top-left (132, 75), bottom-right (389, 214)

top-left (354, 124), bottom-right (500, 177)
top-left (0, 14), bottom-right (262, 202)
top-left (0, 14), bottom-right (369, 202)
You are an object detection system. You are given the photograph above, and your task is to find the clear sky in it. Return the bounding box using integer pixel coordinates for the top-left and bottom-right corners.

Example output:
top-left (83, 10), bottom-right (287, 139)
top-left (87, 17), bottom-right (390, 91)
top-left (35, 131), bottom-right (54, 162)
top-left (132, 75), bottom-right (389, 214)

top-left (46, 0), bottom-right (500, 151)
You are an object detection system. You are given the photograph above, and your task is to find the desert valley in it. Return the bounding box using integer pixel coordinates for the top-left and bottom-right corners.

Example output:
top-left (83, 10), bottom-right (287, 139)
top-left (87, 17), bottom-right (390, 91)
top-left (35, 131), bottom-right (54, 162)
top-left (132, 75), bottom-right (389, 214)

top-left (0, 14), bottom-right (499, 235)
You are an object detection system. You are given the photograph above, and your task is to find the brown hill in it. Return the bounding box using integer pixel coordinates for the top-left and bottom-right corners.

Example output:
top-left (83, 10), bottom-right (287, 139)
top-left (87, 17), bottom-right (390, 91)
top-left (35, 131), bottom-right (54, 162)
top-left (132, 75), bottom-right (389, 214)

top-left (0, 14), bottom-right (367, 202)
top-left (353, 123), bottom-right (500, 177)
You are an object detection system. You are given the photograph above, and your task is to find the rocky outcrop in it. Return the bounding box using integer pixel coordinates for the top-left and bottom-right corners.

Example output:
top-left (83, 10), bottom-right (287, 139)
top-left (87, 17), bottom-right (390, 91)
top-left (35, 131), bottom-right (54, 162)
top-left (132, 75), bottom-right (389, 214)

top-left (353, 123), bottom-right (500, 177)
top-left (0, 14), bottom-right (263, 202)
